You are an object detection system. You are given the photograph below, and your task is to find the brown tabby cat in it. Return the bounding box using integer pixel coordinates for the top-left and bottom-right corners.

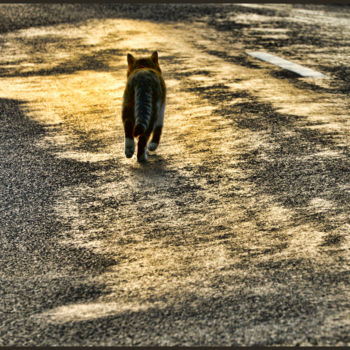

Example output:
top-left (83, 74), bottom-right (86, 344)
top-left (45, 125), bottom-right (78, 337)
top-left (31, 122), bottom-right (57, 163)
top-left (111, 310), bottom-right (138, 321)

top-left (121, 51), bottom-right (166, 162)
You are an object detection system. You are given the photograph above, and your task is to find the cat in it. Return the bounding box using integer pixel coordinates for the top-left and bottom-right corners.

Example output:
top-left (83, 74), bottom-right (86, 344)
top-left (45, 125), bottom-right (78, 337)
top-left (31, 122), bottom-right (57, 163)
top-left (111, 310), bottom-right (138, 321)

top-left (121, 51), bottom-right (166, 162)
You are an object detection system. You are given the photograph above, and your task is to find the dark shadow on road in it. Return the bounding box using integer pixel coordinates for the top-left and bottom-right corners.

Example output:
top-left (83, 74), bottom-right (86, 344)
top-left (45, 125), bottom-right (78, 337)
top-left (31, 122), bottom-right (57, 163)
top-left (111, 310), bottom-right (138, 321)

top-left (0, 41), bottom-right (124, 77)
top-left (9, 259), bottom-right (349, 346)
top-left (0, 4), bottom-right (230, 36)
top-left (0, 97), bottom-right (116, 345)
top-left (186, 81), bottom-right (349, 250)
top-left (231, 97), bottom-right (350, 234)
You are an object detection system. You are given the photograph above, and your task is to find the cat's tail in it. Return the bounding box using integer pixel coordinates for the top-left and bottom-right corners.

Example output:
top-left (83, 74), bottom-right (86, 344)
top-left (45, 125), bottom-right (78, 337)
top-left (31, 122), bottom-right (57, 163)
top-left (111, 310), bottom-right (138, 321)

top-left (134, 80), bottom-right (152, 137)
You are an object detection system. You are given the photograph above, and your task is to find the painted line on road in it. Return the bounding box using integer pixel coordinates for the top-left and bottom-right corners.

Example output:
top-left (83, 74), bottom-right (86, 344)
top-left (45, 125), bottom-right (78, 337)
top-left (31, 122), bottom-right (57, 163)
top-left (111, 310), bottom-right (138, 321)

top-left (246, 51), bottom-right (325, 78)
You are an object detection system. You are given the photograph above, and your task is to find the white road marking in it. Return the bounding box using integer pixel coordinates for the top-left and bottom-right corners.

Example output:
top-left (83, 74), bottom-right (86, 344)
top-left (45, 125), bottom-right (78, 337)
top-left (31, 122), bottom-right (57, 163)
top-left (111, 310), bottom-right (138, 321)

top-left (247, 51), bottom-right (325, 78)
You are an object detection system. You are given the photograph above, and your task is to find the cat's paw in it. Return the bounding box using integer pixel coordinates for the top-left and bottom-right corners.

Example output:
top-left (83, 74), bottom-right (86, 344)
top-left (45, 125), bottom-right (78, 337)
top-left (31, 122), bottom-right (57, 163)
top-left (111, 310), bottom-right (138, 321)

top-left (125, 138), bottom-right (135, 158)
top-left (148, 142), bottom-right (158, 151)
top-left (137, 151), bottom-right (148, 163)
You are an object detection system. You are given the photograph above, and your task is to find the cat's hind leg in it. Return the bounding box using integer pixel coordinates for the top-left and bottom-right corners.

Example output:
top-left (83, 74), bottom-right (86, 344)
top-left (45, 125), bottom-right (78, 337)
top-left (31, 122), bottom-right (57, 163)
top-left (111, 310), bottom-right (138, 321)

top-left (148, 102), bottom-right (165, 152)
top-left (137, 132), bottom-right (151, 162)
top-left (122, 105), bottom-right (135, 158)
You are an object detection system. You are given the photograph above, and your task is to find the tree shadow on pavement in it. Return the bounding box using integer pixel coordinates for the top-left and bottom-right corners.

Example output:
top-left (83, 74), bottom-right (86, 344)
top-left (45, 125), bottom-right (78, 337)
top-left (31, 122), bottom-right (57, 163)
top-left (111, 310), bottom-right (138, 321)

top-left (231, 96), bottom-right (350, 242)
top-left (0, 97), bottom-right (116, 345)
top-left (9, 259), bottom-right (349, 346)
top-left (189, 81), bottom-right (349, 249)
top-left (0, 34), bottom-right (124, 77)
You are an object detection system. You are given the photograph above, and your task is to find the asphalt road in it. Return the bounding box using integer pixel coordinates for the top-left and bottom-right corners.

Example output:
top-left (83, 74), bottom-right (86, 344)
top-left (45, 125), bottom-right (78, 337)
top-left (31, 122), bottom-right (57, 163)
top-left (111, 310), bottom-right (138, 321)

top-left (0, 4), bottom-right (350, 346)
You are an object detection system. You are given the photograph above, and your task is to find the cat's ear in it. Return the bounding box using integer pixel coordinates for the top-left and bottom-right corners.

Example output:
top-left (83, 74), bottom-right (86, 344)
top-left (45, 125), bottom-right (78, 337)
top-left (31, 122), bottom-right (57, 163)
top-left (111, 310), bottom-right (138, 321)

top-left (151, 51), bottom-right (158, 64)
top-left (127, 53), bottom-right (135, 66)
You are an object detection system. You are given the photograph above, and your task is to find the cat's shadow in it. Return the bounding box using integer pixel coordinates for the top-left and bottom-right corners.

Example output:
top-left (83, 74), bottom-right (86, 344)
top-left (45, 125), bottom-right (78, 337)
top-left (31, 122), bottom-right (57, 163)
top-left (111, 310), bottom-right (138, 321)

top-left (130, 153), bottom-right (171, 177)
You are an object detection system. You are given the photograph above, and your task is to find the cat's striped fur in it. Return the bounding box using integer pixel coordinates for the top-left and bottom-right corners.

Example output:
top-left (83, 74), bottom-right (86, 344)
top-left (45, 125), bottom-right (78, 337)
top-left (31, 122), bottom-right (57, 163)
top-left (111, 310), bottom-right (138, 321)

top-left (122, 51), bottom-right (166, 162)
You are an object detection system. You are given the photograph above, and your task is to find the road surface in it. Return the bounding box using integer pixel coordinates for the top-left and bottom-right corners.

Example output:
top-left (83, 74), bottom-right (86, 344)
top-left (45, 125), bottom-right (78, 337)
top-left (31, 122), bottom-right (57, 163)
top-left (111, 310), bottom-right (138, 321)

top-left (0, 3), bottom-right (349, 346)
